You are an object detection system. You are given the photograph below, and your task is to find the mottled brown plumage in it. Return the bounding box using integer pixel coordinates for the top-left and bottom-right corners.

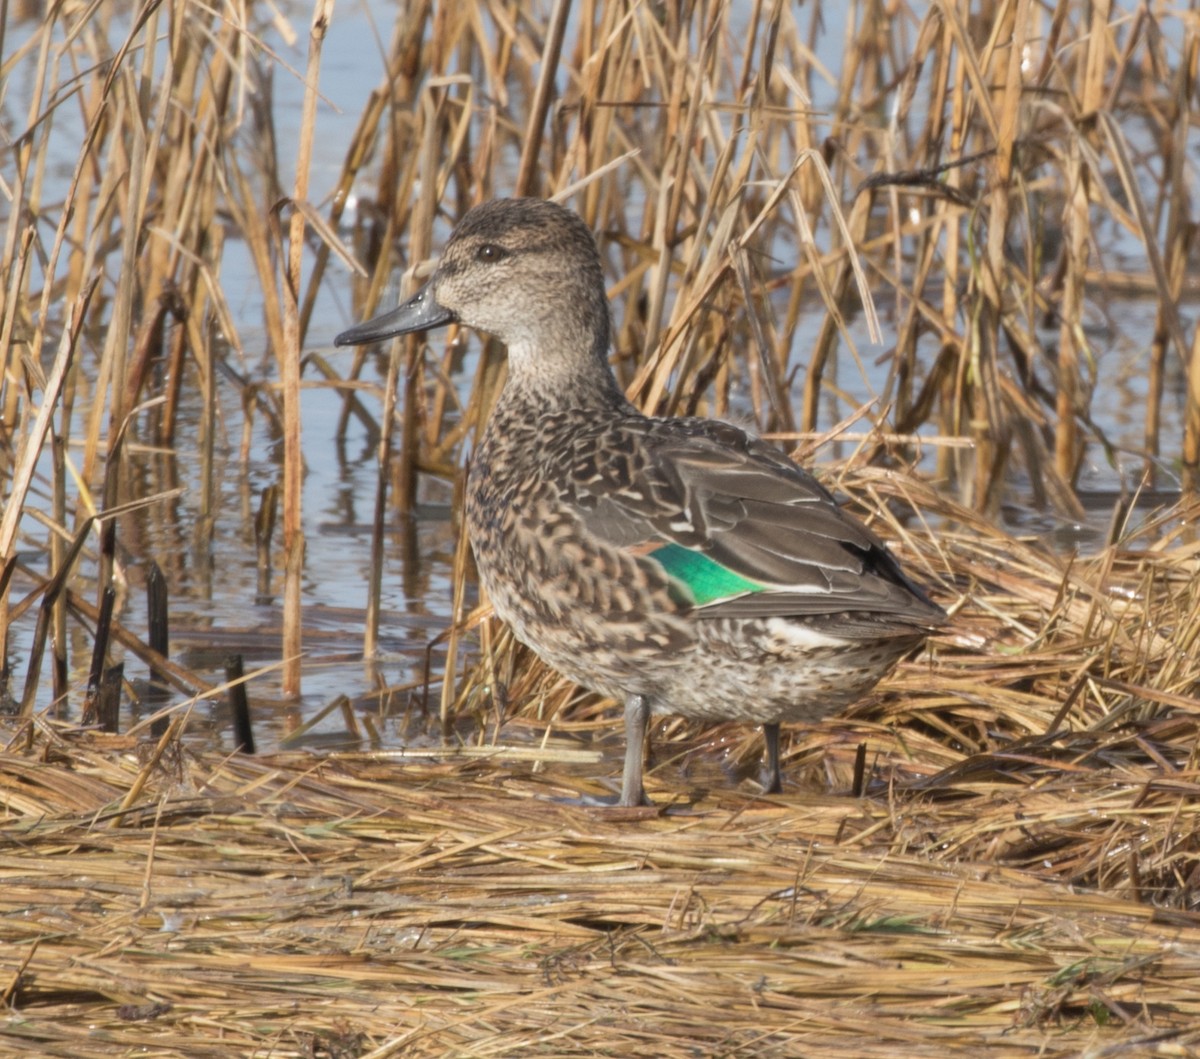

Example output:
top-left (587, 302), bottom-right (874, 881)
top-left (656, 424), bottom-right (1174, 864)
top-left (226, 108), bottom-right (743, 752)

top-left (336, 198), bottom-right (945, 806)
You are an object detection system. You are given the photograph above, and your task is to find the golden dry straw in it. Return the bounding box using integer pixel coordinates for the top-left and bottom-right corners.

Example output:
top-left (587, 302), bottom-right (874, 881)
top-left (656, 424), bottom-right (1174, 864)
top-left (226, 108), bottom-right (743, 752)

top-left (1, 715), bottom-right (1199, 1057)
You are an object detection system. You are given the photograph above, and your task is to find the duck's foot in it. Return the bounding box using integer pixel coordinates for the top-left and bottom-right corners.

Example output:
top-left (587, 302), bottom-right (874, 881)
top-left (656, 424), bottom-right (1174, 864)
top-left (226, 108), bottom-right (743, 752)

top-left (550, 776), bottom-right (658, 811)
top-left (571, 790), bottom-right (658, 811)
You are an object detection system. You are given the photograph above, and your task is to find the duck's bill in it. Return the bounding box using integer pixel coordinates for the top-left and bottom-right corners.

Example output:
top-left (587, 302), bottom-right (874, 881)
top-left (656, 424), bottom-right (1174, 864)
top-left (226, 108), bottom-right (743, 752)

top-left (334, 281), bottom-right (454, 346)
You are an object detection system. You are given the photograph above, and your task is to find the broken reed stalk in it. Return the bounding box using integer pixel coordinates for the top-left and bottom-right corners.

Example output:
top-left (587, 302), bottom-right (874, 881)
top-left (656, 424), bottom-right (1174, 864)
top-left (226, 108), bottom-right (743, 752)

top-left (1053, 0), bottom-right (1107, 485)
top-left (0, 277), bottom-right (97, 563)
top-left (1147, 31), bottom-right (1197, 484)
top-left (513, 0), bottom-right (571, 198)
top-left (971, 0), bottom-right (1024, 512)
top-left (50, 436), bottom-right (67, 702)
top-left (364, 346), bottom-right (401, 660)
top-left (225, 654), bottom-right (255, 754)
top-left (145, 561), bottom-right (170, 736)
top-left (96, 663), bottom-right (123, 733)
top-left (83, 585), bottom-right (117, 724)
top-left (18, 507), bottom-right (112, 717)
top-left (276, 0), bottom-right (335, 695)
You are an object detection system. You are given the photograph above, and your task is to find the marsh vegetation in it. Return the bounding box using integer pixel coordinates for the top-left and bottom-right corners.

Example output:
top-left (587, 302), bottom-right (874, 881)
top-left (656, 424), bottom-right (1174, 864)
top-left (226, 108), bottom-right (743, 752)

top-left (2, 0), bottom-right (1199, 1053)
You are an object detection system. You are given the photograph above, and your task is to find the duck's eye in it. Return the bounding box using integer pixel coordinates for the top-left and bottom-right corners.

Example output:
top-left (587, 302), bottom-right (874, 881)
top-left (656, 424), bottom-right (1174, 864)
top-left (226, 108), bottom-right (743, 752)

top-left (475, 243), bottom-right (509, 263)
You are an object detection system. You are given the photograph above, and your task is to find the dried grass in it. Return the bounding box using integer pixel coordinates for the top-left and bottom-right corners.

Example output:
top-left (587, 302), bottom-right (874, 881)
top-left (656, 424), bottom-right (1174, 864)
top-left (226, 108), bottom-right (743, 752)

top-left (2, 712), bottom-right (1199, 1058)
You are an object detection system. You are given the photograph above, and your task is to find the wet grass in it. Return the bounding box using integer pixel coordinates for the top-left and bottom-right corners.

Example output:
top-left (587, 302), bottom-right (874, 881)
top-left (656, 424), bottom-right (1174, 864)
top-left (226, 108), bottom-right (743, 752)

top-left (2, 0), bottom-right (1200, 1053)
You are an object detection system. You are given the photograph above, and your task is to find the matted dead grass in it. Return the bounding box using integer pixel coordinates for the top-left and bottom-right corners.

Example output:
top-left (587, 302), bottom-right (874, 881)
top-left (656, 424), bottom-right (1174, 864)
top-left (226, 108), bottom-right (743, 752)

top-left (2, 709), bottom-right (1199, 1058)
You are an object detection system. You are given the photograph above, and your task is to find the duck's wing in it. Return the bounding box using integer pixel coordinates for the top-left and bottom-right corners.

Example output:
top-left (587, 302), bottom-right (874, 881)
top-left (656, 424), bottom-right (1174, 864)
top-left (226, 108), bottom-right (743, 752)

top-left (567, 417), bottom-right (944, 628)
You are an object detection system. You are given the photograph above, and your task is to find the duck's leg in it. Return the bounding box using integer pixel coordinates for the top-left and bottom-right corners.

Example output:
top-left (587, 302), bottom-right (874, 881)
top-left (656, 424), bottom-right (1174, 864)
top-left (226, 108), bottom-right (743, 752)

top-left (620, 694), bottom-right (652, 807)
top-left (763, 722), bottom-right (783, 794)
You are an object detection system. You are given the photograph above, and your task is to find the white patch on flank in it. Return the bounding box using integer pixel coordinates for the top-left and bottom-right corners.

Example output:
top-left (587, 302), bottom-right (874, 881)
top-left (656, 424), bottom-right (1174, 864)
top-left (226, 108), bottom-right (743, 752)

top-left (765, 617), bottom-right (849, 649)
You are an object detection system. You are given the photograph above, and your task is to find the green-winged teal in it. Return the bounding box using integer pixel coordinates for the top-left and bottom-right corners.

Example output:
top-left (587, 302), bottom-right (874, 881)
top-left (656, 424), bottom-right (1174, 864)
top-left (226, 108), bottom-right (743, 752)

top-left (336, 197), bottom-right (945, 807)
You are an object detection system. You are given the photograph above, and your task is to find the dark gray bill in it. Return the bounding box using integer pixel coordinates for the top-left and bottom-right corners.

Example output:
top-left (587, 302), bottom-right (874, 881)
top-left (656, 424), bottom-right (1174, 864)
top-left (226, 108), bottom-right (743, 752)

top-left (334, 280), bottom-right (454, 346)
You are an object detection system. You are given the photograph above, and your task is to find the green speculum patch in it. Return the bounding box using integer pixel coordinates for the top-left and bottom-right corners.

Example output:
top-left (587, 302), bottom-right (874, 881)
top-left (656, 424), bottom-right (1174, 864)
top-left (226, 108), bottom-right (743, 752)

top-left (648, 542), bottom-right (764, 606)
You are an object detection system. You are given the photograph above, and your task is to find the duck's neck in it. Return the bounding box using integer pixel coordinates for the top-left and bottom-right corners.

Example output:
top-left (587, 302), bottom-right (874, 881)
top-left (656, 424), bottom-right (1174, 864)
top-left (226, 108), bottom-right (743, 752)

top-left (502, 327), bottom-right (636, 415)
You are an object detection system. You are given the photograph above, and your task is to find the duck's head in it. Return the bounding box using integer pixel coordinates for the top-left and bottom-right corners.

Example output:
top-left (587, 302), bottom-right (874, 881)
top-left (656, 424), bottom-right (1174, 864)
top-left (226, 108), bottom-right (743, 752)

top-left (335, 198), bottom-right (614, 388)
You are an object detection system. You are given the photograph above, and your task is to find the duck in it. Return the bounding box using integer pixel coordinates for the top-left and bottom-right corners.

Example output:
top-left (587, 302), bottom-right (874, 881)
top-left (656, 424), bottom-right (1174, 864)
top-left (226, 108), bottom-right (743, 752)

top-left (336, 197), bottom-right (945, 807)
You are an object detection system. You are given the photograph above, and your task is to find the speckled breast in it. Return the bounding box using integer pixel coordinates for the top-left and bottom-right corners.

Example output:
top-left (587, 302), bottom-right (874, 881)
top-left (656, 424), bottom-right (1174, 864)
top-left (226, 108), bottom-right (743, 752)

top-left (464, 408), bottom-right (695, 701)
